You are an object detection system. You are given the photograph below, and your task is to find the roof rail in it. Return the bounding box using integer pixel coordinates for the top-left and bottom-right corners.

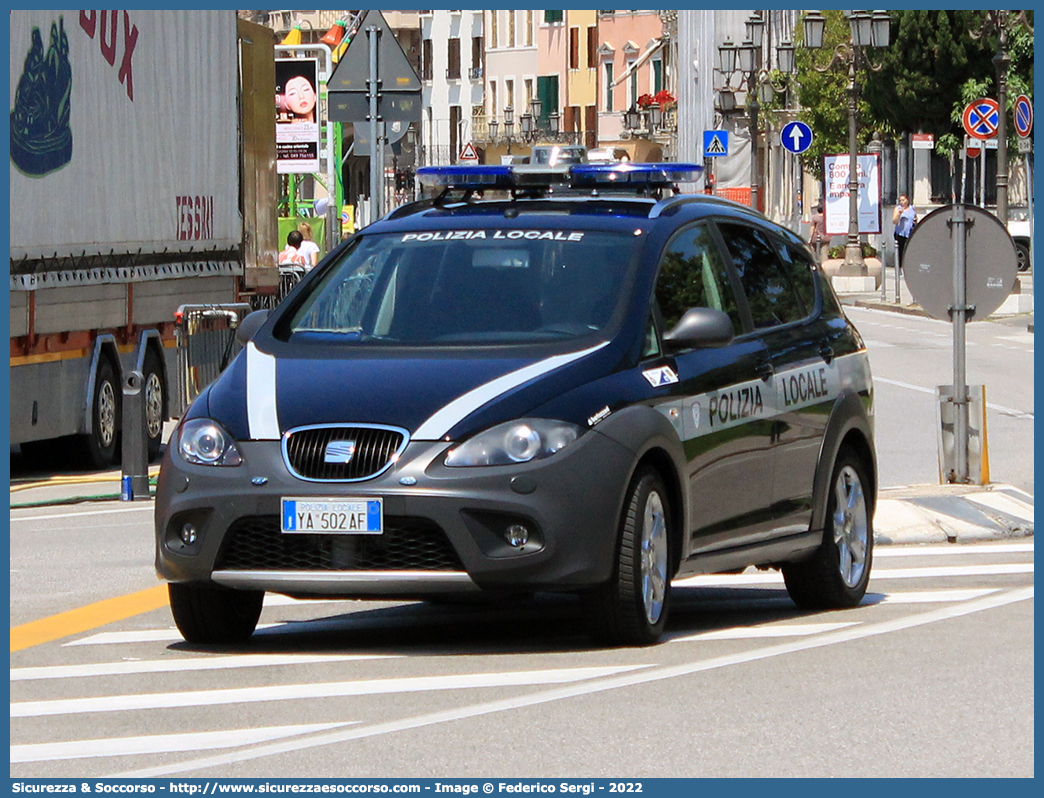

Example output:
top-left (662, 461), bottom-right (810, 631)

top-left (649, 193), bottom-right (766, 220)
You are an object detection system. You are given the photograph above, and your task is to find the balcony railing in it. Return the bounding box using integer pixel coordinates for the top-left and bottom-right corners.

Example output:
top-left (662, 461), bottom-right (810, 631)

top-left (468, 66), bottom-right (484, 80)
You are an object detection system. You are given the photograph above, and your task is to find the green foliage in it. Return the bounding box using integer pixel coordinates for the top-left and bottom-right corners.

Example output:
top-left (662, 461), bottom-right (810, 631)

top-left (792, 10), bottom-right (1034, 174)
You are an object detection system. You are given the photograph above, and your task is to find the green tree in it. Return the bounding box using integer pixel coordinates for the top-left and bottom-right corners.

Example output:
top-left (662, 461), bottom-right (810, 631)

top-left (860, 10), bottom-right (993, 141)
top-left (790, 10), bottom-right (1034, 175)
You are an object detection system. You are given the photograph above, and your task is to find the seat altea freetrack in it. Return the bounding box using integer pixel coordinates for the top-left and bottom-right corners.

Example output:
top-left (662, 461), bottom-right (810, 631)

top-left (155, 162), bottom-right (876, 647)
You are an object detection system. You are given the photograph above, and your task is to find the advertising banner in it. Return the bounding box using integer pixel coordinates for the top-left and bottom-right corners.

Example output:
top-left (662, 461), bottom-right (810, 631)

top-left (9, 10), bottom-right (241, 258)
top-left (276, 57), bottom-right (319, 174)
top-left (823, 153), bottom-right (882, 236)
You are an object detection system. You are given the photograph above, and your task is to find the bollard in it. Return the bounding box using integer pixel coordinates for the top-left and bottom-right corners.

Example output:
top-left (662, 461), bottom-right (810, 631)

top-left (121, 370), bottom-right (151, 501)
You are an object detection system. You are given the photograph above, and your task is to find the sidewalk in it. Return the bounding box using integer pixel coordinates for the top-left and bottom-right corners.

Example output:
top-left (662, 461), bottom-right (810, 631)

top-left (832, 262), bottom-right (1034, 331)
top-left (9, 465), bottom-right (1033, 546)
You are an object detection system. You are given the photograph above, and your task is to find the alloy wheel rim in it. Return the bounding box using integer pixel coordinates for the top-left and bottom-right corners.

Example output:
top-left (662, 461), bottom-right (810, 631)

top-left (833, 465), bottom-right (868, 588)
top-left (640, 490), bottom-right (668, 625)
top-left (97, 380), bottom-right (116, 448)
top-left (145, 372), bottom-right (164, 439)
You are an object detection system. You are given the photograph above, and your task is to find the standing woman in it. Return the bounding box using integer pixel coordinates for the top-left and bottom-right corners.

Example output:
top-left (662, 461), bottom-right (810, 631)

top-left (892, 194), bottom-right (916, 269)
top-left (297, 222), bottom-right (320, 269)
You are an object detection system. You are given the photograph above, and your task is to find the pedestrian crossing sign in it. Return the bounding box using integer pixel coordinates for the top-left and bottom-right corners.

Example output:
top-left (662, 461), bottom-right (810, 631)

top-left (703, 130), bottom-right (729, 157)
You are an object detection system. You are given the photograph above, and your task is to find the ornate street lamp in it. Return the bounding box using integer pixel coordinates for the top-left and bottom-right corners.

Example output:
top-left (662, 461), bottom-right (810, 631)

top-left (549, 110), bottom-right (560, 137)
top-left (803, 9), bottom-right (891, 275)
top-left (624, 105), bottom-right (641, 131)
top-left (718, 23), bottom-right (797, 213)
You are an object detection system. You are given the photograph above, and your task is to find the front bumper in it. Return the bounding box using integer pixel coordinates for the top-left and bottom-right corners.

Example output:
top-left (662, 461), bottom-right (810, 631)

top-left (155, 429), bottom-right (636, 597)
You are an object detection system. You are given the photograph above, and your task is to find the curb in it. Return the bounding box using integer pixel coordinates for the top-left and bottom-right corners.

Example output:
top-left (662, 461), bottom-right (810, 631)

top-left (874, 483), bottom-right (1033, 545)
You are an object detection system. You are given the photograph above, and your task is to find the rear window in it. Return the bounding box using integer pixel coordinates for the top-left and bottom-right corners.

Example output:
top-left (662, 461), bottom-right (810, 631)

top-left (280, 230), bottom-right (639, 346)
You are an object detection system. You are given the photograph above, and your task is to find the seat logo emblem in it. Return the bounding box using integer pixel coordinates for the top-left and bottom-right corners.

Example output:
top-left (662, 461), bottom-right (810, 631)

top-left (324, 440), bottom-right (357, 464)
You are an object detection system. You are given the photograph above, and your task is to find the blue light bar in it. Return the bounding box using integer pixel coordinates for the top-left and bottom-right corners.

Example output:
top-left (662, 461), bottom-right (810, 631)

top-left (570, 163), bottom-right (704, 186)
top-left (415, 162), bottom-right (703, 192)
top-left (416, 165), bottom-right (513, 189)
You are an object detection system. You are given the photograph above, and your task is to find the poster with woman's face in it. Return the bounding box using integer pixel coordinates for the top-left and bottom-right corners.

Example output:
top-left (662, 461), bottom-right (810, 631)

top-left (276, 58), bottom-right (319, 174)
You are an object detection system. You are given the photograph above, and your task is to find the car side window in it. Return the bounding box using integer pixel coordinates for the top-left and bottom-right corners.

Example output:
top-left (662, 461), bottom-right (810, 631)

top-left (654, 223), bottom-right (741, 334)
top-left (773, 240), bottom-right (819, 318)
top-left (717, 222), bottom-right (806, 329)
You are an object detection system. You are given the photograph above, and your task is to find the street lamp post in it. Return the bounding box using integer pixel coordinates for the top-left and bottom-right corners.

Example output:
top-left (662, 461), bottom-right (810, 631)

top-left (803, 10), bottom-right (890, 275)
top-left (717, 13), bottom-right (797, 215)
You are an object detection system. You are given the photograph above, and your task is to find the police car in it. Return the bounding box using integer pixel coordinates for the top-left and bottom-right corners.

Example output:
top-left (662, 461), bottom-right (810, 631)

top-left (155, 162), bottom-right (876, 647)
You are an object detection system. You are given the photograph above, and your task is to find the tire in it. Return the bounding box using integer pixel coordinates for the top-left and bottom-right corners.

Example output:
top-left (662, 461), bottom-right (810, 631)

top-left (78, 356), bottom-right (120, 469)
top-left (783, 449), bottom-right (873, 609)
top-left (582, 467), bottom-right (672, 646)
top-left (142, 348), bottom-right (166, 462)
top-left (168, 583), bottom-right (264, 644)
top-left (1015, 242), bottom-right (1030, 272)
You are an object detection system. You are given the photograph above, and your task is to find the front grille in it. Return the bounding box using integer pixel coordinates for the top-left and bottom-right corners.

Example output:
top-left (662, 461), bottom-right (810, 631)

top-left (216, 516), bottom-right (465, 571)
top-left (283, 424), bottom-right (408, 481)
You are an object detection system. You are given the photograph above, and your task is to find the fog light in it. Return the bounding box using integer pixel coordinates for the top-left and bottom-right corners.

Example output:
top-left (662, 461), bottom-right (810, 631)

top-left (180, 523), bottom-right (198, 545)
top-left (505, 524), bottom-right (529, 547)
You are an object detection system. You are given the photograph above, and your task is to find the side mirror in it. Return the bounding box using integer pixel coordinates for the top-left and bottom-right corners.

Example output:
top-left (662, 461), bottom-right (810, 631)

top-left (663, 307), bottom-right (735, 351)
top-left (235, 309), bottom-right (271, 347)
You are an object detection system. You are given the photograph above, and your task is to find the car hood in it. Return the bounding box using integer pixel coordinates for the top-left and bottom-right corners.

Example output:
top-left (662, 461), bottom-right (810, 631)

top-left (204, 340), bottom-right (619, 442)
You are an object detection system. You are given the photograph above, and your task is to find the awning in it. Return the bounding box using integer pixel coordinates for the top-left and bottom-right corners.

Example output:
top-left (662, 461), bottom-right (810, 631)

top-left (609, 37), bottom-right (665, 89)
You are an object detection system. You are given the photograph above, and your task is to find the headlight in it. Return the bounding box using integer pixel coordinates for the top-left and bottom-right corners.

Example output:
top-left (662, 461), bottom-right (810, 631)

top-left (178, 418), bottom-right (243, 466)
top-left (444, 419), bottom-right (582, 467)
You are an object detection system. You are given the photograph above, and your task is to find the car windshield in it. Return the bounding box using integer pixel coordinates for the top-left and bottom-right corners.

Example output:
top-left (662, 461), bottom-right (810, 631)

top-left (281, 229), bottom-right (640, 345)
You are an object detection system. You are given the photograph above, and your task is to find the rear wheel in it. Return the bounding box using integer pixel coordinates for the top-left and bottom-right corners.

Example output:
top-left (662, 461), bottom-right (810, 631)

top-left (783, 449), bottom-right (873, 609)
top-left (142, 348), bottom-right (166, 462)
top-left (168, 583), bottom-right (264, 644)
top-left (583, 467), bottom-right (672, 646)
top-left (78, 357), bottom-right (120, 469)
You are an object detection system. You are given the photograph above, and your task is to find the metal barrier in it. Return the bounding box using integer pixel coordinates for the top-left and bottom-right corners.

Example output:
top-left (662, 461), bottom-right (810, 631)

top-left (173, 303), bottom-right (253, 416)
top-left (279, 265), bottom-right (307, 300)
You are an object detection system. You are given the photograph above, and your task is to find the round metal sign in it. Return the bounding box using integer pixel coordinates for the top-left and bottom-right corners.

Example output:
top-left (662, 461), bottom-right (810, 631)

top-left (962, 98), bottom-right (1000, 140)
top-left (903, 204), bottom-right (1018, 322)
top-left (1015, 94), bottom-right (1033, 138)
top-left (780, 121), bottom-right (813, 154)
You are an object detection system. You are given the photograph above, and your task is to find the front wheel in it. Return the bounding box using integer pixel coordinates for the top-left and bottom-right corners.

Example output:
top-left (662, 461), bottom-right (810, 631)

top-left (78, 357), bottom-right (120, 469)
top-left (1015, 241), bottom-right (1031, 272)
top-left (168, 583), bottom-right (264, 644)
top-left (582, 467), bottom-right (672, 646)
top-left (783, 449), bottom-right (873, 609)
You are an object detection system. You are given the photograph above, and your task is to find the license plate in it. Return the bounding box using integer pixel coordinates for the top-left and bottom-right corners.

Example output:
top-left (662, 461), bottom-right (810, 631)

top-left (281, 497), bottom-right (383, 535)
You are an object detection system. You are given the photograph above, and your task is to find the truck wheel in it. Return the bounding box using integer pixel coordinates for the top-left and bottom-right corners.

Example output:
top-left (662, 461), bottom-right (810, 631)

top-left (142, 349), bottom-right (166, 462)
top-left (582, 467), bottom-right (672, 647)
top-left (168, 583), bottom-right (264, 644)
top-left (782, 449), bottom-right (873, 609)
top-left (79, 357), bottom-right (120, 469)
top-left (1015, 241), bottom-right (1030, 272)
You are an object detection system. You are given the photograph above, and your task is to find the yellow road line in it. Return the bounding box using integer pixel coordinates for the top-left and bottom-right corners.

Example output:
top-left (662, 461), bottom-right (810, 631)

top-left (11, 585), bottom-right (169, 652)
top-left (10, 466), bottom-right (161, 492)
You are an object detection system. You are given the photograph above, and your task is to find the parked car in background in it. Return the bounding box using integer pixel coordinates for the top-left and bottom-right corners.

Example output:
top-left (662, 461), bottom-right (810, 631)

top-left (1007, 206), bottom-right (1033, 272)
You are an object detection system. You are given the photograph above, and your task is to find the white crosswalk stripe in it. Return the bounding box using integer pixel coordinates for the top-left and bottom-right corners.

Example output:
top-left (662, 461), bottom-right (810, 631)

top-left (11, 541), bottom-right (1032, 772)
top-left (11, 723), bottom-right (353, 763)
top-left (11, 665), bottom-right (651, 718)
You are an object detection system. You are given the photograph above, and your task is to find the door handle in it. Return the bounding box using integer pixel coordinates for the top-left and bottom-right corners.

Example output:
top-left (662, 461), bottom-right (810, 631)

top-left (755, 359), bottom-right (774, 380)
top-left (819, 344), bottom-right (834, 363)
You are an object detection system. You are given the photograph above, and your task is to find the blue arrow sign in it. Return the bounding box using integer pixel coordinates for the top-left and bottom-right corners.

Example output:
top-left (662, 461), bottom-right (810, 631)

top-left (703, 130), bottom-right (728, 157)
top-left (781, 121), bottom-right (813, 154)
